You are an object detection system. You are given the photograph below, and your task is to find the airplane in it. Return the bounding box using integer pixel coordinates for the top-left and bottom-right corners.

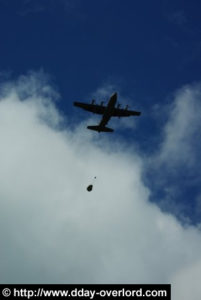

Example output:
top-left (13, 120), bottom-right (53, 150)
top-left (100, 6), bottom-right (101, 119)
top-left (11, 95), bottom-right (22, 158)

top-left (73, 92), bottom-right (141, 132)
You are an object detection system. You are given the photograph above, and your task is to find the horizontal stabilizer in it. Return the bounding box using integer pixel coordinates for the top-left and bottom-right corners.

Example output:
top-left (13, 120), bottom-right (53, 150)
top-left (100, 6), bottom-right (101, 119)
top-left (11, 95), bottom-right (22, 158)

top-left (87, 125), bottom-right (114, 132)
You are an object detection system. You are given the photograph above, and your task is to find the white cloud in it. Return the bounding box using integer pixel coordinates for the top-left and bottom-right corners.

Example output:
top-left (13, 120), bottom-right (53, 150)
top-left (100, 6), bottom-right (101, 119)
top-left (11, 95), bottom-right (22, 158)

top-left (172, 257), bottom-right (201, 300)
top-left (145, 83), bottom-right (201, 223)
top-left (0, 73), bottom-right (201, 299)
top-left (159, 83), bottom-right (201, 169)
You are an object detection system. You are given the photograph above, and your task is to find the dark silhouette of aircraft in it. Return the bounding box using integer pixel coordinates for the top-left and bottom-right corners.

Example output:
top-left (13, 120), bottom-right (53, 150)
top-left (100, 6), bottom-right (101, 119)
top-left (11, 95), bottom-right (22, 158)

top-left (74, 92), bottom-right (141, 132)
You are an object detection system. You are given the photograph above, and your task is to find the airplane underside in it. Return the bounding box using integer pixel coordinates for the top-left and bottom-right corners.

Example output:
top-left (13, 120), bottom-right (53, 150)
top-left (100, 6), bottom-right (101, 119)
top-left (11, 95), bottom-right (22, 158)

top-left (87, 125), bottom-right (114, 132)
top-left (74, 92), bottom-right (141, 133)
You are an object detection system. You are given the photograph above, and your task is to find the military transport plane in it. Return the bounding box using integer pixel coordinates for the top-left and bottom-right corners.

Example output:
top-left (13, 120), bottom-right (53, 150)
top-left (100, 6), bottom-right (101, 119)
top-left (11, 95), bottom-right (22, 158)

top-left (74, 92), bottom-right (141, 132)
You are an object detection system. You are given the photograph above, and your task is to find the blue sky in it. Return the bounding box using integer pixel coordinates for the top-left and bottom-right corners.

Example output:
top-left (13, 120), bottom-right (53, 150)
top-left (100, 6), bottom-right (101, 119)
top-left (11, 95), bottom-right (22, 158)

top-left (1, 0), bottom-right (201, 294)
top-left (1, 0), bottom-right (201, 99)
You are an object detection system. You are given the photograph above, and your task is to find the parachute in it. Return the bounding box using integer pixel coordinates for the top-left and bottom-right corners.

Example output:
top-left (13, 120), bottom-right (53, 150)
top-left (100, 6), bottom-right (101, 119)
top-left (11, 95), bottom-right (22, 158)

top-left (86, 177), bottom-right (96, 192)
top-left (87, 184), bottom-right (93, 192)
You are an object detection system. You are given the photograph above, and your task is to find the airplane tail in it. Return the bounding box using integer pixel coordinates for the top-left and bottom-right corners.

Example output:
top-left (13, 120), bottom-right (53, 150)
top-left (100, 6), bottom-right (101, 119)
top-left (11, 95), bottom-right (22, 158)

top-left (87, 125), bottom-right (114, 132)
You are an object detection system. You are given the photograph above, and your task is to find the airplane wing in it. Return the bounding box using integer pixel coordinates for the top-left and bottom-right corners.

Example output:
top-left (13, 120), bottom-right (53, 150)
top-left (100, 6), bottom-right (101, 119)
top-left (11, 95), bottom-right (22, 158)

top-left (112, 107), bottom-right (141, 117)
top-left (74, 102), bottom-right (106, 115)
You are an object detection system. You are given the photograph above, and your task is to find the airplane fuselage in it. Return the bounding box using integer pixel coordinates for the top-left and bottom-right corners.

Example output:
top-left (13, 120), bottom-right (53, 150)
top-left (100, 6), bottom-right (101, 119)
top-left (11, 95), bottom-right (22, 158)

top-left (100, 92), bottom-right (117, 127)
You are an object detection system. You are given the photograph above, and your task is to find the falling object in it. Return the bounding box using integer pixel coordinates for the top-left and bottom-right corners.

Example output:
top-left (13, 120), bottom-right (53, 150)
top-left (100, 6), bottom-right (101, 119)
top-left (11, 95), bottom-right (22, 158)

top-left (86, 177), bottom-right (96, 192)
top-left (87, 184), bottom-right (93, 192)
